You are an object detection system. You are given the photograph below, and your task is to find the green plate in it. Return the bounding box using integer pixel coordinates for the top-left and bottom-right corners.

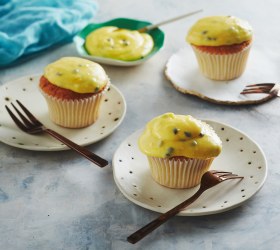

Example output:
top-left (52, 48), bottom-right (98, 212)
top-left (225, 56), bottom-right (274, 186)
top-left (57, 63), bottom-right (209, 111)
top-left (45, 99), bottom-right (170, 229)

top-left (74, 18), bottom-right (165, 66)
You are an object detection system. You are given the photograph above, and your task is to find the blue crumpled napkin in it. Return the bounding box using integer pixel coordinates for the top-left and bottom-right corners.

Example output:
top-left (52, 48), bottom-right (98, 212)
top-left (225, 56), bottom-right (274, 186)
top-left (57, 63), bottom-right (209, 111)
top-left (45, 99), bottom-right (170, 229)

top-left (0, 0), bottom-right (98, 67)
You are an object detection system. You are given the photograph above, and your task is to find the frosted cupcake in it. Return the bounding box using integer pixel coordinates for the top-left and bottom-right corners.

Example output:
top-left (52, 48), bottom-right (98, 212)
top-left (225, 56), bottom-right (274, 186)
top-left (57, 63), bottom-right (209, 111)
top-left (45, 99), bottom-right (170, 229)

top-left (186, 16), bottom-right (253, 80)
top-left (39, 57), bottom-right (110, 128)
top-left (138, 113), bottom-right (222, 188)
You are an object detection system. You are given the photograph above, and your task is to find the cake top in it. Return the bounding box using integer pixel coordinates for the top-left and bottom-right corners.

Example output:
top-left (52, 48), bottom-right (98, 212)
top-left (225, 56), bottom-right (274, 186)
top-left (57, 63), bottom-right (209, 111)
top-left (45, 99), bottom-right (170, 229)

top-left (186, 16), bottom-right (253, 46)
top-left (138, 113), bottom-right (222, 159)
top-left (43, 57), bottom-right (109, 94)
top-left (85, 26), bottom-right (154, 61)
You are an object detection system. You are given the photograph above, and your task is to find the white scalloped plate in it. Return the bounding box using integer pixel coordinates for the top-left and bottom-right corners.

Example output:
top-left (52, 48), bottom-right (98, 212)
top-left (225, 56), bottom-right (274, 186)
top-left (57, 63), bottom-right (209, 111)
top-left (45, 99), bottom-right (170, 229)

top-left (165, 47), bottom-right (277, 105)
top-left (112, 120), bottom-right (267, 216)
top-left (0, 75), bottom-right (126, 151)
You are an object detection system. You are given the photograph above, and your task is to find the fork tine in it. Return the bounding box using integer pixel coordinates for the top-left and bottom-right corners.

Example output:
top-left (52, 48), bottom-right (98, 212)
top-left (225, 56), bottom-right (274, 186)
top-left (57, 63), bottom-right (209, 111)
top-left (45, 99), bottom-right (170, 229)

top-left (243, 85), bottom-right (272, 90)
top-left (248, 85), bottom-right (272, 90)
top-left (210, 170), bottom-right (231, 174)
top-left (220, 173), bottom-right (244, 181)
top-left (5, 105), bottom-right (28, 132)
top-left (221, 173), bottom-right (240, 178)
top-left (210, 170), bottom-right (243, 181)
top-left (11, 102), bottom-right (33, 127)
top-left (223, 176), bottom-right (244, 180)
top-left (245, 83), bottom-right (275, 87)
top-left (243, 86), bottom-right (272, 91)
top-left (221, 175), bottom-right (244, 182)
top-left (16, 100), bottom-right (43, 126)
top-left (217, 173), bottom-right (237, 178)
top-left (241, 89), bottom-right (271, 94)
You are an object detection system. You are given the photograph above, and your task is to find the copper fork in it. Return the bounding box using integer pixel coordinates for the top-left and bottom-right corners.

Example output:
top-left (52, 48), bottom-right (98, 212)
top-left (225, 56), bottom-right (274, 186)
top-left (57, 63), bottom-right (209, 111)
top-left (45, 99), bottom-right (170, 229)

top-left (241, 83), bottom-right (280, 97)
top-left (5, 100), bottom-right (108, 168)
top-left (127, 170), bottom-right (243, 244)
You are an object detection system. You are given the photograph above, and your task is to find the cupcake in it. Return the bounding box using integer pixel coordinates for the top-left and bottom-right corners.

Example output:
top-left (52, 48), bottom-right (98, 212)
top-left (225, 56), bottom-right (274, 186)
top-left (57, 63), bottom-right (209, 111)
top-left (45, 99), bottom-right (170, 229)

top-left (39, 57), bottom-right (110, 128)
top-left (186, 16), bottom-right (253, 80)
top-left (138, 113), bottom-right (222, 188)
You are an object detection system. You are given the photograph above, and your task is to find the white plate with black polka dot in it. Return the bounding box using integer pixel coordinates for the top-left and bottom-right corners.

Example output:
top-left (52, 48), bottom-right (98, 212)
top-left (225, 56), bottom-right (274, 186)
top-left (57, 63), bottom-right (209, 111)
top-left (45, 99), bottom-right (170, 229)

top-left (112, 120), bottom-right (267, 216)
top-left (0, 75), bottom-right (126, 151)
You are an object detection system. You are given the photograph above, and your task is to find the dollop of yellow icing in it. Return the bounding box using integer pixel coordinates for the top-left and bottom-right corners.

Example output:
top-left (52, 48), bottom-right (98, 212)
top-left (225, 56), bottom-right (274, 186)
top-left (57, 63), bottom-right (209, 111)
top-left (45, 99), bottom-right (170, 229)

top-left (85, 26), bottom-right (154, 61)
top-left (44, 57), bottom-right (109, 94)
top-left (186, 16), bottom-right (253, 46)
top-left (138, 113), bottom-right (222, 159)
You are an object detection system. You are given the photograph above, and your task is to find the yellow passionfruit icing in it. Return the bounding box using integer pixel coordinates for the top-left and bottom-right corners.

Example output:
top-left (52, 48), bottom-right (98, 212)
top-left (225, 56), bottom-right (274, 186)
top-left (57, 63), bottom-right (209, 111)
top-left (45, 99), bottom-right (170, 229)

top-left (138, 113), bottom-right (222, 159)
top-left (44, 57), bottom-right (109, 94)
top-left (84, 26), bottom-right (154, 61)
top-left (186, 16), bottom-right (253, 46)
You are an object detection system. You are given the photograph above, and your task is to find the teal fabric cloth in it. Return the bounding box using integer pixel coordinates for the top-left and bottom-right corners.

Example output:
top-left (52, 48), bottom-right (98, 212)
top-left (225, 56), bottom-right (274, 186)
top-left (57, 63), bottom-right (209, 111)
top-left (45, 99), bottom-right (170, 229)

top-left (0, 0), bottom-right (98, 67)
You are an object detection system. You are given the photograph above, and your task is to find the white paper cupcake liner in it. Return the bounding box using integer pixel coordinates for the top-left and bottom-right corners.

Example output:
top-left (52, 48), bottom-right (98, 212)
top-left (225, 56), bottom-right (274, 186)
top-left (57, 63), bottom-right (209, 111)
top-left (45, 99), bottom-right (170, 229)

top-left (40, 85), bottom-right (108, 128)
top-left (147, 156), bottom-right (214, 188)
top-left (191, 44), bottom-right (251, 81)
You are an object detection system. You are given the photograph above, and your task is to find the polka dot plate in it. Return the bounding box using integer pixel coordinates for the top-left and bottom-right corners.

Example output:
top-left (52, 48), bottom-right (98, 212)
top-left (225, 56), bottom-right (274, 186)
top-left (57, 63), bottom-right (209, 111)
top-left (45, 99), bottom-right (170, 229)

top-left (0, 75), bottom-right (126, 151)
top-left (112, 120), bottom-right (267, 216)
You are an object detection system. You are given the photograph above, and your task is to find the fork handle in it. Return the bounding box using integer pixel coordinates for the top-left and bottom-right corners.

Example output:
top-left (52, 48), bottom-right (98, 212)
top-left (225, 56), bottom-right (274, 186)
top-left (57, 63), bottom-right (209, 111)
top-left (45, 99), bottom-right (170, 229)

top-left (127, 188), bottom-right (205, 244)
top-left (45, 128), bottom-right (108, 168)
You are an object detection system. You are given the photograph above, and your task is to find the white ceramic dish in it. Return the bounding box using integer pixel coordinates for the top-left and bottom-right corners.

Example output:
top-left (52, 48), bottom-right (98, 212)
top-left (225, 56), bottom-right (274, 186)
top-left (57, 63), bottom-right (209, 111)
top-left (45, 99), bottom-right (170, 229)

top-left (112, 120), bottom-right (267, 216)
top-left (165, 47), bottom-right (277, 105)
top-left (0, 75), bottom-right (126, 151)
